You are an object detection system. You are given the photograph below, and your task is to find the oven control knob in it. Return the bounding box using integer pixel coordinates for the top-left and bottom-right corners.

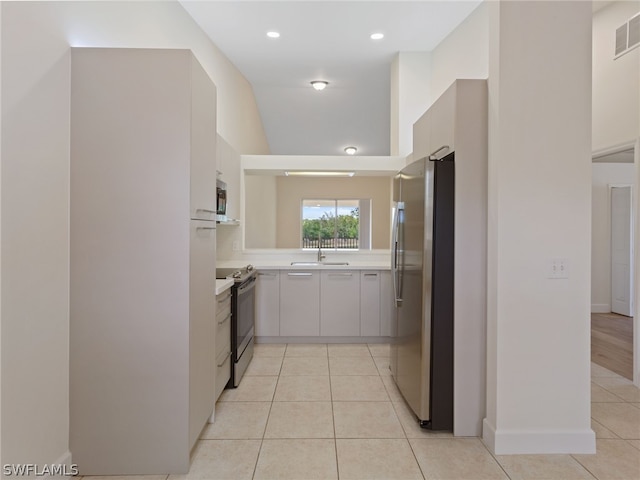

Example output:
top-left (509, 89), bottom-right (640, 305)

top-left (232, 271), bottom-right (242, 279)
top-left (246, 264), bottom-right (254, 272)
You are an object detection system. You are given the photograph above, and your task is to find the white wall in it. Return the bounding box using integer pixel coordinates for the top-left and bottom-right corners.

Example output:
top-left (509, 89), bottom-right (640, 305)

top-left (2, 4), bottom-right (72, 467)
top-left (591, 162), bottom-right (635, 312)
top-left (0, 2), bottom-right (3, 468)
top-left (244, 175), bottom-right (278, 249)
top-left (592, 1), bottom-right (640, 152)
top-left (1, 0), bottom-right (267, 468)
top-left (390, 52), bottom-right (431, 158)
top-left (392, 1), bottom-right (488, 161)
top-left (429, 1), bottom-right (489, 103)
top-left (274, 176), bottom-right (392, 249)
top-left (484, 1), bottom-right (594, 454)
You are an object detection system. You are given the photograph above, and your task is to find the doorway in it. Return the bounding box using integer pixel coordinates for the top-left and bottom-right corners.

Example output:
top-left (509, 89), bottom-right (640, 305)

top-left (591, 140), bottom-right (639, 386)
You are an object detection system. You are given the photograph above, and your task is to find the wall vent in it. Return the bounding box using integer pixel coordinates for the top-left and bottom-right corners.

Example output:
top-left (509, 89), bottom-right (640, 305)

top-left (615, 12), bottom-right (640, 59)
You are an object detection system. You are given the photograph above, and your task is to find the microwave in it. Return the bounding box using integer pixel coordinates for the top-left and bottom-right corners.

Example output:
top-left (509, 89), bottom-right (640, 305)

top-left (216, 179), bottom-right (227, 222)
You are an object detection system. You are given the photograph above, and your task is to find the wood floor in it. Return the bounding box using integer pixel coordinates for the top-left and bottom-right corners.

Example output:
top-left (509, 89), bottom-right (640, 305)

top-left (591, 312), bottom-right (633, 380)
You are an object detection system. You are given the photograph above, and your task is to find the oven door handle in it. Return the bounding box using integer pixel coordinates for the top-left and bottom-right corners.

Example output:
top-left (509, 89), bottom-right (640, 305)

top-left (237, 277), bottom-right (257, 296)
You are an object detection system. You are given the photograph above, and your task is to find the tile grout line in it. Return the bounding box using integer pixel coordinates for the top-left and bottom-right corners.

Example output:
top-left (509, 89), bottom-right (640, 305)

top-left (327, 344), bottom-right (341, 480)
top-left (478, 436), bottom-right (515, 480)
top-left (568, 452), bottom-right (601, 480)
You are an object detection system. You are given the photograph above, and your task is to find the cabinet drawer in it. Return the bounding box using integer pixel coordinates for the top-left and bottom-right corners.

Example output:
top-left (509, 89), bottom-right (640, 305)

top-left (216, 291), bottom-right (232, 320)
top-left (216, 307), bottom-right (231, 355)
top-left (214, 348), bottom-right (232, 400)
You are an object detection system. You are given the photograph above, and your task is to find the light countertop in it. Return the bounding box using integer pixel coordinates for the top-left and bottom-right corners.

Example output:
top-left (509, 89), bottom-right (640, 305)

top-left (217, 250), bottom-right (391, 271)
top-left (216, 261), bottom-right (389, 271)
top-left (251, 261), bottom-right (389, 270)
top-left (215, 278), bottom-right (234, 295)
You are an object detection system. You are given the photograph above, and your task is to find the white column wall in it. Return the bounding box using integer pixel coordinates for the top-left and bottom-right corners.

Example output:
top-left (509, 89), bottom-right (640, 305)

top-left (484, 1), bottom-right (595, 454)
top-left (1, 6), bottom-right (72, 467)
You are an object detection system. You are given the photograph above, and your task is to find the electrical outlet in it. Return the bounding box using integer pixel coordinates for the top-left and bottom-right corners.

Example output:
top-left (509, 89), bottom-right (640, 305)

top-left (548, 258), bottom-right (569, 279)
top-left (232, 240), bottom-right (240, 252)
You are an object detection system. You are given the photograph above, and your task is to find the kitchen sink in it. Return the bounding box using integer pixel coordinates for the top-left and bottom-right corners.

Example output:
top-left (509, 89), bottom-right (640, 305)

top-left (290, 261), bottom-right (350, 266)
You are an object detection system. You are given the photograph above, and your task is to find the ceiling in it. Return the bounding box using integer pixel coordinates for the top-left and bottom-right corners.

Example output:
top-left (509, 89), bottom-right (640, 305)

top-left (180, 1), bottom-right (482, 156)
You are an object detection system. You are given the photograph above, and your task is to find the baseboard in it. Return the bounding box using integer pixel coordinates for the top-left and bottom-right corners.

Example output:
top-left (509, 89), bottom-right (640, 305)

top-left (591, 304), bottom-right (610, 313)
top-left (51, 450), bottom-right (76, 478)
top-left (482, 419), bottom-right (595, 454)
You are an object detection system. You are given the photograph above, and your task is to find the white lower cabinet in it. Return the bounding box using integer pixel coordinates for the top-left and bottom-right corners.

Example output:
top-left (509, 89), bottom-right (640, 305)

top-left (256, 271), bottom-right (280, 336)
top-left (320, 271), bottom-right (360, 336)
top-left (360, 271), bottom-right (381, 336)
top-left (279, 271), bottom-right (320, 336)
top-left (258, 268), bottom-right (390, 339)
top-left (380, 271), bottom-right (393, 337)
top-left (214, 349), bottom-right (232, 400)
top-left (214, 288), bottom-right (232, 400)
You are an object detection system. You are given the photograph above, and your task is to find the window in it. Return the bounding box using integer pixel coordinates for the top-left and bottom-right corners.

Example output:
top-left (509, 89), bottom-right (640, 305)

top-left (301, 199), bottom-right (371, 250)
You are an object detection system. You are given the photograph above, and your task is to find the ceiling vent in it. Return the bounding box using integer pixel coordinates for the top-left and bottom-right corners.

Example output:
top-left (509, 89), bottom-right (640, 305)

top-left (615, 12), bottom-right (640, 59)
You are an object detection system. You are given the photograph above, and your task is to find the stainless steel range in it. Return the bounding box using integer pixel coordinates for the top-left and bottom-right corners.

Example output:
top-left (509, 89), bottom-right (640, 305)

top-left (216, 265), bottom-right (256, 388)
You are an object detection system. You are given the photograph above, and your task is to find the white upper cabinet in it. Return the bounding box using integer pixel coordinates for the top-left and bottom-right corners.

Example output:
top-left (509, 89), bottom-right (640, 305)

top-left (190, 57), bottom-right (217, 220)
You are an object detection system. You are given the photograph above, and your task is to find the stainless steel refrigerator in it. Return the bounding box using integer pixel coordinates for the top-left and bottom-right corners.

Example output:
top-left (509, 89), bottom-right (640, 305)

top-left (390, 151), bottom-right (454, 430)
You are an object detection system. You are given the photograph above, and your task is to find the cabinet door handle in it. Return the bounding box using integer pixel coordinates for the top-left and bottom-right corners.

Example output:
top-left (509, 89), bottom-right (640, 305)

top-left (328, 273), bottom-right (353, 277)
top-left (196, 208), bottom-right (216, 214)
top-left (258, 272), bottom-right (277, 277)
top-left (196, 226), bottom-right (216, 231)
top-left (217, 351), bottom-right (232, 367)
top-left (218, 312), bottom-right (232, 325)
top-left (364, 273), bottom-right (378, 277)
top-left (288, 272), bottom-right (312, 277)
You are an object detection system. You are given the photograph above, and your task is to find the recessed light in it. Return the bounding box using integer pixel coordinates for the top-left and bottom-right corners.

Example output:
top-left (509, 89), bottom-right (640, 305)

top-left (344, 146), bottom-right (357, 155)
top-left (370, 33), bottom-right (384, 40)
top-left (310, 81), bottom-right (329, 91)
top-left (266, 31), bottom-right (280, 38)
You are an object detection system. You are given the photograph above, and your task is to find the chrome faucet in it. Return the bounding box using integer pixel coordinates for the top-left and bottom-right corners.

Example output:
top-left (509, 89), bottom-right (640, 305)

top-left (317, 234), bottom-right (326, 262)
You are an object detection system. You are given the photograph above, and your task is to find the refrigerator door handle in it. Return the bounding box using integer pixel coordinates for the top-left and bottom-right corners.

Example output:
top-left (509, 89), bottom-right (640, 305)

top-left (392, 202), bottom-right (404, 307)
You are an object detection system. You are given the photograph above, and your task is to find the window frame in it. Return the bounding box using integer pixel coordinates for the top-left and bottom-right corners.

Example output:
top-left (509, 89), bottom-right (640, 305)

top-left (300, 198), bottom-right (362, 251)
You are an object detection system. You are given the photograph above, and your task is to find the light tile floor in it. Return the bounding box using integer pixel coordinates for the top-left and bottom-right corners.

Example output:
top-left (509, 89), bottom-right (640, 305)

top-left (81, 345), bottom-right (640, 480)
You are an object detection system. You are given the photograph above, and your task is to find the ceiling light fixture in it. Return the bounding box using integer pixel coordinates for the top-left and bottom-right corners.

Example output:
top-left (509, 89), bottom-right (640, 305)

top-left (266, 31), bottom-right (280, 38)
top-left (284, 171), bottom-right (355, 177)
top-left (310, 80), bottom-right (329, 91)
top-left (370, 33), bottom-right (384, 40)
top-left (344, 146), bottom-right (358, 155)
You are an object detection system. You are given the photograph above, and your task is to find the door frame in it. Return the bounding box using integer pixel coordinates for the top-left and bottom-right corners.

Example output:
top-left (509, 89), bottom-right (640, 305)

top-left (633, 138), bottom-right (639, 387)
top-left (609, 183), bottom-right (634, 317)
